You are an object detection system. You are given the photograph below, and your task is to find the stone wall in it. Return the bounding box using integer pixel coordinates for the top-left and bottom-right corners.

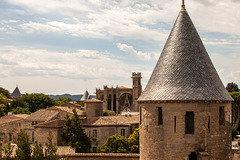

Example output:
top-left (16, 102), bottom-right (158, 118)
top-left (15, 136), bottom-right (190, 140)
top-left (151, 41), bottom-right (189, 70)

top-left (139, 102), bottom-right (232, 160)
top-left (60, 153), bottom-right (139, 160)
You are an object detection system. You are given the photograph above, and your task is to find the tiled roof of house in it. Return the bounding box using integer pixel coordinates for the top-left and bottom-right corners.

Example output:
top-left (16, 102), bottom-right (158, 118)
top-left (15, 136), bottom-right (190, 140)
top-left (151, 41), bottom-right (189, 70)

top-left (138, 6), bottom-right (233, 102)
top-left (48, 106), bottom-right (85, 116)
top-left (0, 114), bottom-right (28, 124)
top-left (86, 115), bottom-right (139, 126)
top-left (85, 98), bottom-right (103, 103)
top-left (25, 109), bottom-right (59, 121)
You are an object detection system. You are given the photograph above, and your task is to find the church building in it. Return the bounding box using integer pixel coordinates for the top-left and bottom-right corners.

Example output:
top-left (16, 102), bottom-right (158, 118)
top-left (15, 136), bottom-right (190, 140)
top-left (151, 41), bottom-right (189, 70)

top-left (96, 72), bottom-right (142, 114)
top-left (138, 1), bottom-right (233, 160)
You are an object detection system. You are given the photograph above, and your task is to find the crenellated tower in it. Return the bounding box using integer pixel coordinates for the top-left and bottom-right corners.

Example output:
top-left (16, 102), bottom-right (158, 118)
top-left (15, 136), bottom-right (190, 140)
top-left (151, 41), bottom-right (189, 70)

top-left (132, 72), bottom-right (142, 112)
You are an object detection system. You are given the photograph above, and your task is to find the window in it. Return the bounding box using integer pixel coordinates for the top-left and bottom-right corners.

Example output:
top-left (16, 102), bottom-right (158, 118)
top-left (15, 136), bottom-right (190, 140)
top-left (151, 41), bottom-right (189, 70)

top-left (174, 116), bottom-right (176, 133)
top-left (9, 133), bottom-right (13, 141)
top-left (32, 132), bottom-right (34, 143)
top-left (32, 121), bottom-right (34, 126)
top-left (89, 131), bottom-right (91, 136)
top-left (185, 112), bottom-right (194, 134)
top-left (158, 107), bottom-right (163, 125)
top-left (93, 130), bottom-right (97, 138)
top-left (93, 147), bottom-right (97, 153)
top-left (208, 116), bottom-right (210, 133)
top-left (0, 133), bottom-right (4, 141)
top-left (219, 106), bottom-right (225, 125)
top-left (121, 129), bottom-right (126, 137)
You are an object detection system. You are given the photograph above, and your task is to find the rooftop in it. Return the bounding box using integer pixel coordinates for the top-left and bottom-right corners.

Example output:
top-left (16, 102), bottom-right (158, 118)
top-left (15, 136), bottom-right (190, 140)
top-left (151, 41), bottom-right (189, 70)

top-left (138, 4), bottom-right (233, 102)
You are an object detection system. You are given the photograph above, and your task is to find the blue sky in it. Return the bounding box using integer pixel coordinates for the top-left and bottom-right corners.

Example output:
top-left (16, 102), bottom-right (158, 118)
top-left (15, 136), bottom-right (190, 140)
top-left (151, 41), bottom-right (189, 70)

top-left (0, 0), bottom-right (240, 95)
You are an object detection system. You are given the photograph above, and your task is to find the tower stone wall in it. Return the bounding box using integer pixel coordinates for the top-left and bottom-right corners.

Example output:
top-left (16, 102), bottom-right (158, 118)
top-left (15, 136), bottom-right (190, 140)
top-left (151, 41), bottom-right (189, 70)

top-left (139, 102), bottom-right (232, 160)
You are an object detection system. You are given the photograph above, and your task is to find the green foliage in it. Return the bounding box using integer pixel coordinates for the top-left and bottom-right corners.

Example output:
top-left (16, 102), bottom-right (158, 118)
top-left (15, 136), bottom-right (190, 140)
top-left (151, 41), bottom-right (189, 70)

top-left (230, 92), bottom-right (240, 129)
top-left (21, 93), bottom-right (57, 112)
top-left (56, 96), bottom-right (71, 105)
top-left (0, 94), bottom-right (8, 106)
top-left (11, 107), bottom-right (31, 114)
top-left (32, 141), bottom-right (44, 160)
top-left (15, 129), bottom-right (31, 160)
top-left (0, 104), bottom-right (7, 117)
top-left (100, 134), bottom-right (129, 153)
top-left (1, 142), bottom-right (13, 160)
top-left (79, 101), bottom-right (85, 107)
top-left (44, 131), bottom-right (59, 160)
top-left (10, 99), bottom-right (26, 110)
top-left (103, 110), bottom-right (115, 116)
top-left (232, 127), bottom-right (238, 140)
top-left (0, 87), bottom-right (11, 99)
top-left (63, 109), bottom-right (91, 153)
top-left (100, 128), bottom-right (139, 153)
top-left (128, 128), bottom-right (139, 153)
top-left (226, 82), bottom-right (240, 92)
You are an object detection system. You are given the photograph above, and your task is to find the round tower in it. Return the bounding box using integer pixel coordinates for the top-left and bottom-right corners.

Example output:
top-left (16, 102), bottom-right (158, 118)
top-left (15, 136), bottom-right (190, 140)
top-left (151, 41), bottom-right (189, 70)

top-left (138, 1), bottom-right (233, 160)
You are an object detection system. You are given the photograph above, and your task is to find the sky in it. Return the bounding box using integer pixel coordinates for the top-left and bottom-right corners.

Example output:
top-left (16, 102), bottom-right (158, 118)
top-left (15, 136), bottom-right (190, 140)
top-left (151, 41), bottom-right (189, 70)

top-left (0, 0), bottom-right (240, 95)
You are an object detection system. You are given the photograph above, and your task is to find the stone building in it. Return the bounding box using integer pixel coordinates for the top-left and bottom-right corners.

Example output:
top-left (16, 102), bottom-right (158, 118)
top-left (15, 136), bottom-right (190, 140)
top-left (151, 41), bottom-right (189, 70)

top-left (0, 114), bottom-right (29, 148)
top-left (0, 99), bottom-right (139, 152)
top-left (96, 72), bottom-right (142, 114)
top-left (138, 1), bottom-right (233, 160)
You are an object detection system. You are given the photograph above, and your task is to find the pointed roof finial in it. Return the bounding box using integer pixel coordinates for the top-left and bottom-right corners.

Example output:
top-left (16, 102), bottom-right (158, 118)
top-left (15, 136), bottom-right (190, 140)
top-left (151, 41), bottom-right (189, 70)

top-left (181, 0), bottom-right (186, 11)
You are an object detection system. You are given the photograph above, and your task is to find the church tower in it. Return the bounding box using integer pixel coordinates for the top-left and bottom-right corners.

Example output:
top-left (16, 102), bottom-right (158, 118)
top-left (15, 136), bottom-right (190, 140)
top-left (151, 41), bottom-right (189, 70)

top-left (132, 72), bottom-right (142, 112)
top-left (138, 1), bottom-right (233, 160)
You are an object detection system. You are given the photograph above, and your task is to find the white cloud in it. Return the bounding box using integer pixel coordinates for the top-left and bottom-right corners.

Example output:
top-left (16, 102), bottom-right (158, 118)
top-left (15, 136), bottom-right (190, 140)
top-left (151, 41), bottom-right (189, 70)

top-left (4, 0), bottom-right (240, 38)
top-left (0, 45), bottom-right (149, 80)
top-left (117, 43), bottom-right (151, 60)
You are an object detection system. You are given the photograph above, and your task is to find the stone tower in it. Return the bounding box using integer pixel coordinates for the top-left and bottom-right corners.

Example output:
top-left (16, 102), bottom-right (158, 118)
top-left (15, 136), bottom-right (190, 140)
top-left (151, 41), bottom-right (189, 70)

top-left (132, 72), bottom-right (142, 112)
top-left (138, 1), bottom-right (233, 160)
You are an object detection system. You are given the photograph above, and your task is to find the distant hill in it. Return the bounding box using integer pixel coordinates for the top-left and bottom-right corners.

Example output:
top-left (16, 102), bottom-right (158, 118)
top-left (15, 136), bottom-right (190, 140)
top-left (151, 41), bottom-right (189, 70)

top-left (48, 94), bottom-right (96, 101)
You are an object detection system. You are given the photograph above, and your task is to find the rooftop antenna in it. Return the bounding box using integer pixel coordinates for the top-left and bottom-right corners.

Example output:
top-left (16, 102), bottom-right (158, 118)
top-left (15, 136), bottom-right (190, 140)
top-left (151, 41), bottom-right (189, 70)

top-left (181, 0), bottom-right (186, 11)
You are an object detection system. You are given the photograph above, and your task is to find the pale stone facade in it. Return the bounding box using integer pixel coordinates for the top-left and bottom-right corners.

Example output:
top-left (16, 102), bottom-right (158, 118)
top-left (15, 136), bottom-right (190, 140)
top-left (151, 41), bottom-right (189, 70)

top-left (96, 72), bottom-right (142, 114)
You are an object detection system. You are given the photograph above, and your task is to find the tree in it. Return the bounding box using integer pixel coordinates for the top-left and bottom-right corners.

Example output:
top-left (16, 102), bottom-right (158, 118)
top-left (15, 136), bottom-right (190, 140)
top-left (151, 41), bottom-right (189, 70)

top-left (63, 109), bottom-right (91, 153)
top-left (44, 131), bottom-right (58, 160)
top-left (1, 142), bottom-right (13, 160)
top-left (11, 107), bottom-right (31, 114)
top-left (100, 134), bottom-right (129, 153)
top-left (0, 94), bottom-right (8, 107)
top-left (32, 141), bottom-right (44, 160)
top-left (226, 82), bottom-right (239, 92)
top-left (0, 87), bottom-right (11, 99)
top-left (10, 99), bottom-right (26, 110)
top-left (231, 92), bottom-right (240, 130)
top-left (0, 104), bottom-right (7, 117)
top-left (128, 128), bottom-right (139, 153)
top-left (103, 110), bottom-right (115, 116)
top-left (21, 93), bottom-right (57, 112)
top-left (15, 129), bottom-right (31, 160)
top-left (56, 96), bottom-right (71, 105)
top-left (100, 128), bottom-right (139, 153)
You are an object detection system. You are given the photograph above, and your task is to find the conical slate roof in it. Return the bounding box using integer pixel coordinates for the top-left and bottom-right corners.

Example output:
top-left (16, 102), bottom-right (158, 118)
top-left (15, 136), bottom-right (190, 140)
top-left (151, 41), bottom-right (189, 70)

top-left (138, 5), bottom-right (233, 102)
top-left (11, 86), bottom-right (22, 99)
top-left (80, 90), bottom-right (92, 101)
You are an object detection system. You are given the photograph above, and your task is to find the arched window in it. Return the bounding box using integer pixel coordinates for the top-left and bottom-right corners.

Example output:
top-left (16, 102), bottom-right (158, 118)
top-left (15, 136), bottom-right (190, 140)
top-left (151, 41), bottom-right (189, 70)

top-left (113, 94), bottom-right (116, 113)
top-left (107, 95), bottom-right (112, 110)
top-left (185, 112), bottom-right (194, 134)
